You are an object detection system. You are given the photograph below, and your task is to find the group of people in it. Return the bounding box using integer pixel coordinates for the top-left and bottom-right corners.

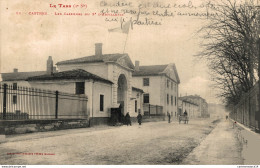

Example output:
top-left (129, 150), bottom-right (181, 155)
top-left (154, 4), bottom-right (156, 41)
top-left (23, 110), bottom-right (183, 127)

top-left (167, 110), bottom-right (188, 123)
top-left (124, 112), bottom-right (143, 126)
top-left (124, 110), bottom-right (189, 126)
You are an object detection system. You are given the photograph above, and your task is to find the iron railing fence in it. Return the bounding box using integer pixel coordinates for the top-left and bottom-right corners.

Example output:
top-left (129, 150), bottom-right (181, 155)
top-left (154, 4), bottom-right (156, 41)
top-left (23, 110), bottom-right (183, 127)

top-left (0, 84), bottom-right (88, 120)
top-left (229, 81), bottom-right (259, 131)
top-left (143, 104), bottom-right (164, 116)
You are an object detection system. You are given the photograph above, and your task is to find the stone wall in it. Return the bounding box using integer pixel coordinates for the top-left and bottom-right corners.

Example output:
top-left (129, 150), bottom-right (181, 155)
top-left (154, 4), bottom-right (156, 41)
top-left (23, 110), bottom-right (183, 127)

top-left (0, 119), bottom-right (89, 135)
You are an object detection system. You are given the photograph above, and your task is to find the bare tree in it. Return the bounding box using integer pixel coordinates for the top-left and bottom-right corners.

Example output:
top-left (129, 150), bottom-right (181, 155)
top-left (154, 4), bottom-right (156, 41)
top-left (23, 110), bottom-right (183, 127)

top-left (198, 0), bottom-right (259, 105)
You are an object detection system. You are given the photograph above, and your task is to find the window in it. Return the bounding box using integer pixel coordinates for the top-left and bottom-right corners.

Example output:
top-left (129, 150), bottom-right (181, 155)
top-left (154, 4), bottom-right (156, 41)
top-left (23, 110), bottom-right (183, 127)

top-left (167, 79), bottom-right (169, 88)
top-left (167, 94), bottom-right (169, 104)
top-left (175, 97), bottom-right (177, 106)
top-left (75, 82), bottom-right (85, 94)
top-left (171, 95), bottom-right (173, 105)
top-left (143, 78), bottom-right (149, 86)
top-left (135, 100), bottom-right (137, 112)
top-left (171, 82), bottom-right (173, 89)
top-left (13, 95), bottom-right (17, 104)
top-left (100, 94), bottom-right (104, 111)
top-left (143, 94), bottom-right (149, 103)
top-left (13, 83), bottom-right (17, 90)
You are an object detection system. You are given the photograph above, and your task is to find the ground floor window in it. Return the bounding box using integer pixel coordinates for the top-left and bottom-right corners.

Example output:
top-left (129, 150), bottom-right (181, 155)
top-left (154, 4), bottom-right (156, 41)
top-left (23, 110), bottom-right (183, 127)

top-left (143, 94), bottom-right (149, 103)
top-left (100, 94), bottom-right (104, 112)
top-left (13, 83), bottom-right (17, 90)
top-left (135, 100), bottom-right (137, 112)
top-left (13, 95), bottom-right (17, 104)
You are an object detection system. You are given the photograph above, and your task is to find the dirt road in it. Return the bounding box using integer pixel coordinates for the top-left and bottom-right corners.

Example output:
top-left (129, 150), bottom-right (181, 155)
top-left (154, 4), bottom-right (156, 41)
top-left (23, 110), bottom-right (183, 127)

top-left (0, 118), bottom-right (242, 165)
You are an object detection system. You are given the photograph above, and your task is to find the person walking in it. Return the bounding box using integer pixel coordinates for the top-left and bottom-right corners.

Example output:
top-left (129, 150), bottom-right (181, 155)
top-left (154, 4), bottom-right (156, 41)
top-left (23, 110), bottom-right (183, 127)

top-left (125, 112), bottom-right (132, 126)
top-left (183, 110), bottom-right (188, 124)
top-left (137, 112), bottom-right (142, 127)
top-left (167, 112), bottom-right (171, 123)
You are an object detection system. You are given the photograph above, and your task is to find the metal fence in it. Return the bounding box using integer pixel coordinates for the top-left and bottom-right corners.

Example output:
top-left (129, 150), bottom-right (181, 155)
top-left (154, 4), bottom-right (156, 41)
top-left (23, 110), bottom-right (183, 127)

top-left (143, 104), bottom-right (164, 116)
top-left (0, 84), bottom-right (88, 120)
top-left (229, 81), bottom-right (259, 131)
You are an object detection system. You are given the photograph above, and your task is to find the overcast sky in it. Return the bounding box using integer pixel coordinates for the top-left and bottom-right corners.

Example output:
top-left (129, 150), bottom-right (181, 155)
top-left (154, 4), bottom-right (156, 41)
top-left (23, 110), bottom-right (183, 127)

top-left (0, 0), bottom-right (221, 104)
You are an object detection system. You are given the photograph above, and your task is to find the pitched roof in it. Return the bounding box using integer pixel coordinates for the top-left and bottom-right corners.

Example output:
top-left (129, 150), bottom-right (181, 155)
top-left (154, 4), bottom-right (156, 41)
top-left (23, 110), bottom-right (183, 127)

top-left (179, 97), bottom-right (198, 106)
top-left (56, 54), bottom-right (128, 65)
top-left (132, 65), bottom-right (168, 76)
top-left (27, 69), bottom-right (113, 84)
top-left (181, 95), bottom-right (206, 103)
top-left (132, 86), bottom-right (144, 93)
top-left (1, 71), bottom-right (46, 81)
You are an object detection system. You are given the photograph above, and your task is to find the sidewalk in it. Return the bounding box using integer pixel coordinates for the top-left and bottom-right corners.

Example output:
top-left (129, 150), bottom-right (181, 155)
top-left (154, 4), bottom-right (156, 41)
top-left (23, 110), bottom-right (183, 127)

top-left (231, 120), bottom-right (260, 165)
top-left (182, 120), bottom-right (243, 165)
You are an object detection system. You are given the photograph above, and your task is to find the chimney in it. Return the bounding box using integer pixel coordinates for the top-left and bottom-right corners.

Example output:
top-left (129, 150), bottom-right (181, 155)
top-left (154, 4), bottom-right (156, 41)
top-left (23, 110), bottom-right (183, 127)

top-left (135, 61), bottom-right (140, 71)
top-left (47, 56), bottom-right (53, 75)
top-left (95, 43), bottom-right (102, 56)
top-left (13, 68), bottom-right (18, 73)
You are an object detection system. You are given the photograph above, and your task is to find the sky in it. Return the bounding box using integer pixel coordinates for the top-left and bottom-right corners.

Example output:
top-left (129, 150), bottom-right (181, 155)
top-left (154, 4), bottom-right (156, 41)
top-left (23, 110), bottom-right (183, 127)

top-left (0, 0), bottom-right (221, 104)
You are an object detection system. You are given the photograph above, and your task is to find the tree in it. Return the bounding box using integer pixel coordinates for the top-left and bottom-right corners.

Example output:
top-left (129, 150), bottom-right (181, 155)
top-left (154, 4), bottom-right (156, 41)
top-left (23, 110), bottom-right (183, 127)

top-left (198, 0), bottom-right (259, 105)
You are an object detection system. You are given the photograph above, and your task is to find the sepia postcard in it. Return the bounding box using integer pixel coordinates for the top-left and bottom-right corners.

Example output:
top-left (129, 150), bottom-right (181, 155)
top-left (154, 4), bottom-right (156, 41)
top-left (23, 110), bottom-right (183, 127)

top-left (0, 0), bottom-right (260, 167)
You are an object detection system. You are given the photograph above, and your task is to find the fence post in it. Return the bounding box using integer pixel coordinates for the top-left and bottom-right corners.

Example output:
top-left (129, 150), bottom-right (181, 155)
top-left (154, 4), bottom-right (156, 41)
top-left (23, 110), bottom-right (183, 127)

top-left (3, 84), bottom-right (7, 120)
top-left (55, 91), bottom-right (58, 119)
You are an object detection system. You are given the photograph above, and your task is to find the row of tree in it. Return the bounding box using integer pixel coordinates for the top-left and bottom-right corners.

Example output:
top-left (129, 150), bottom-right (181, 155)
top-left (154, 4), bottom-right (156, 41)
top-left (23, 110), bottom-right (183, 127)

top-left (198, 0), bottom-right (259, 107)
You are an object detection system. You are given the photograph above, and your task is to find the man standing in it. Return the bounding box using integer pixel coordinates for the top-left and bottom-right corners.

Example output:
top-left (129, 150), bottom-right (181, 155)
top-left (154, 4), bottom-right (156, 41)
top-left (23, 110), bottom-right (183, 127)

top-left (125, 112), bottom-right (132, 126)
top-left (137, 112), bottom-right (142, 127)
top-left (167, 112), bottom-right (171, 123)
top-left (183, 110), bottom-right (188, 116)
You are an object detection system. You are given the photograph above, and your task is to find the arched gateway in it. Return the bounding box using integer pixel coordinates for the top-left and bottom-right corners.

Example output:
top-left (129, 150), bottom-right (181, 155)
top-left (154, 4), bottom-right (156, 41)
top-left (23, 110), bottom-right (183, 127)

top-left (117, 74), bottom-right (128, 117)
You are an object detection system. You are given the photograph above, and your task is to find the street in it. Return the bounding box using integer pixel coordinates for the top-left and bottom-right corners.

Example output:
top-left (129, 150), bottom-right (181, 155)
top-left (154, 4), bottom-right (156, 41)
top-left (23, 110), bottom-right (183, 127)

top-left (0, 118), bottom-right (243, 165)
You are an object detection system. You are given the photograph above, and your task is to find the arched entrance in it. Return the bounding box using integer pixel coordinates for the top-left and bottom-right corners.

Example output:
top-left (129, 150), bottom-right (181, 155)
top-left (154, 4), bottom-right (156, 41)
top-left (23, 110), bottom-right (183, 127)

top-left (117, 74), bottom-right (127, 118)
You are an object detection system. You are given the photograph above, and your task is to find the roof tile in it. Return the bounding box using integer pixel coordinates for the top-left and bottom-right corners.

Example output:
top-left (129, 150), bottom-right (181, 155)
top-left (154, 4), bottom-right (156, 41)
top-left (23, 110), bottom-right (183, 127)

top-left (27, 69), bottom-right (113, 84)
top-left (133, 65), bottom-right (168, 76)
top-left (56, 54), bottom-right (128, 65)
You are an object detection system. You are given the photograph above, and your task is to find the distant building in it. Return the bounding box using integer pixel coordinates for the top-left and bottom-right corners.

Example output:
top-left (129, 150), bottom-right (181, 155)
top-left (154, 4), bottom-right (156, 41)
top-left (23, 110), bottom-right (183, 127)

top-left (132, 61), bottom-right (180, 118)
top-left (178, 97), bottom-right (199, 118)
top-left (208, 103), bottom-right (226, 119)
top-left (180, 95), bottom-right (209, 118)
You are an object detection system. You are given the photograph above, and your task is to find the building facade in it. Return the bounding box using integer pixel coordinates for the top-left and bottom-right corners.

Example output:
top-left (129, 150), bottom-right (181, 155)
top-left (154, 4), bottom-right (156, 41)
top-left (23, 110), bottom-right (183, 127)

top-left (132, 61), bottom-right (180, 118)
top-left (1, 43), bottom-right (144, 125)
top-left (180, 95), bottom-right (209, 118)
top-left (178, 97), bottom-right (199, 118)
